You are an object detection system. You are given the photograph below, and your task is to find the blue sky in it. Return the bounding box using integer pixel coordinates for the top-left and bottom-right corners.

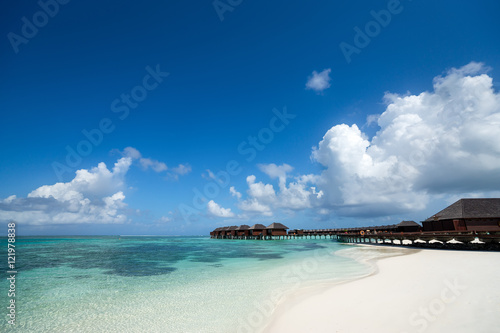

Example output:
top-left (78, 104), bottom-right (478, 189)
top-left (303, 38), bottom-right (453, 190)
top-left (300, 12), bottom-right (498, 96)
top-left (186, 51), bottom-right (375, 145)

top-left (1, 0), bottom-right (500, 235)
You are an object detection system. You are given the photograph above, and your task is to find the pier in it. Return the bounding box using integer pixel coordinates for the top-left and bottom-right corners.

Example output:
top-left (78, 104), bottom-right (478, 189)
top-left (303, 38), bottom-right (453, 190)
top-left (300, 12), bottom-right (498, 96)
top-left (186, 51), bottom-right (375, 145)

top-left (210, 199), bottom-right (500, 250)
top-left (335, 230), bottom-right (500, 250)
top-left (211, 225), bottom-right (500, 250)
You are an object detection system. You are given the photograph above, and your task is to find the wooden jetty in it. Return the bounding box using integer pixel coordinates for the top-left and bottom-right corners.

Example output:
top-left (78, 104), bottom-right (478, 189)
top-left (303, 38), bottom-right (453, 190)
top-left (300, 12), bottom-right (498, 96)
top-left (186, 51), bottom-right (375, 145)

top-left (335, 230), bottom-right (500, 250)
top-left (211, 224), bottom-right (500, 249)
top-left (209, 199), bottom-right (500, 250)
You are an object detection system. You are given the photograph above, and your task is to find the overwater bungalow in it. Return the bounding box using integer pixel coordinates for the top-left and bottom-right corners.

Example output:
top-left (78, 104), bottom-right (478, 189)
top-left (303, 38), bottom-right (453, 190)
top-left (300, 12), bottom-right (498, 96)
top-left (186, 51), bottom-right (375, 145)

top-left (227, 226), bottom-right (238, 238)
top-left (212, 227), bottom-right (221, 237)
top-left (422, 198), bottom-right (500, 232)
top-left (220, 226), bottom-right (229, 238)
top-left (249, 224), bottom-right (267, 237)
top-left (266, 223), bottom-right (289, 236)
top-left (236, 225), bottom-right (250, 237)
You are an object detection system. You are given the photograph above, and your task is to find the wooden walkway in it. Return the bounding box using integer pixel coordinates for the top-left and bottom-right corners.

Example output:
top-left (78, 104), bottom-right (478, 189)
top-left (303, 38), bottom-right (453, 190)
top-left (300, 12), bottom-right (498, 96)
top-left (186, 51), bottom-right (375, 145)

top-left (336, 231), bottom-right (500, 249)
top-left (211, 229), bottom-right (500, 250)
top-left (210, 234), bottom-right (338, 240)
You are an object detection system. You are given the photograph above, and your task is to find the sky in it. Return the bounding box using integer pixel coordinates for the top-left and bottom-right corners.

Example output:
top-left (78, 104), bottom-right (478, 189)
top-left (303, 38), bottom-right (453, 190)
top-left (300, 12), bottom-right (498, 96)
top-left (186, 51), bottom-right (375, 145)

top-left (1, 0), bottom-right (500, 236)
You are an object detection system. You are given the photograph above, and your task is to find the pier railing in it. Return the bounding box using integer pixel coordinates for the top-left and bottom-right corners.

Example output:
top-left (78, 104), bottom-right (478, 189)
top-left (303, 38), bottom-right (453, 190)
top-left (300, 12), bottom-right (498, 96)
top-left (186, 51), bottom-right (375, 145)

top-left (210, 229), bottom-right (500, 250)
top-left (335, 231), bottom-right (500, 250)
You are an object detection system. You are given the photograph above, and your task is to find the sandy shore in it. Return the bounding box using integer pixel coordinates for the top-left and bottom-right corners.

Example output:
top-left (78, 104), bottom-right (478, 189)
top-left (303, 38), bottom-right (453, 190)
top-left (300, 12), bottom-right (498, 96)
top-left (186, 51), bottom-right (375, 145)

top-left (263, 246), bottom-right (500, 333)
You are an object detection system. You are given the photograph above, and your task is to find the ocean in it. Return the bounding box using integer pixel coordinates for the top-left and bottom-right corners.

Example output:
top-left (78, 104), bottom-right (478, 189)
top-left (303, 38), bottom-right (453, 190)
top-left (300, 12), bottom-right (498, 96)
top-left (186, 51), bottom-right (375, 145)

top-left (0, 236), bottom-right (398, 332)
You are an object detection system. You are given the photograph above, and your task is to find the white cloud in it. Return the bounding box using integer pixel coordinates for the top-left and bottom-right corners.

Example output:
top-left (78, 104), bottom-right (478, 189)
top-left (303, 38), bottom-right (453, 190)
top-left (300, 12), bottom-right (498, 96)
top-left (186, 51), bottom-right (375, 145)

top-left (311, 62), bottom-right (500, 216)
top-left (122, 147), bottom-right (142, 159)
top-left (203, 169), bottom-right (216, 180)
top-left (140, 158), bottom-right (167, 172)
top-left (366, 114), bottom-right (379, 127)
top-left (168, 164), bottom-right (192, 180)
top-left (207, 200), bottom-right (235, 218)
top-left (2, 195), bottom-right (17, 204)
top-left (238, 198), bottom-right (273, 216)
top-left (171, 164), bottom-right (192, 176)
top-left (306, 68), bottom-right (331, 93)
top-left (122, 147), bottom-right (191, 180)
top-left (0, 147), bottom-right (191, 225)
top-left (277, 180), bottom-right (322, 210)
top-left (233, 62), bottom-right (500, 219)
top-left (123, 146), bottom-right (192, 176)
top-left (246, 175), bottom-right (277, 202)
top-left (237, 175), bottom-right (276, 216)
top-left (0, 157), bottom-right (132, 225)
top-left (236, 167), bottom-right (322, 216)
top-left (229, 186), bottom-right (242, 199)
top-left (258, 163), bottom-right (293, 182)
top-left (123, 146), bottom-right (167, 172)
top-left (158, 216), bottom-right (171, 223)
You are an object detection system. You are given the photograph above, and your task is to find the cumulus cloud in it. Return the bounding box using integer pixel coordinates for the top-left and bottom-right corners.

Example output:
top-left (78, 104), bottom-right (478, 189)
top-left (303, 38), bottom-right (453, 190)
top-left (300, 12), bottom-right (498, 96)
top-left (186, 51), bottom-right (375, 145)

top-left (246, 175), bottom-right (277, 203)
top-left (233, 62), bottom-right (500, 219)
top-left (1, 147), bottom-right (192, 225)
top-left (306, 68), bottom-right (332, 93)
top-left (311, 62), bottom-right (500, 216)
top-left (0, 157), bottom-right (132, 225)
top-left (237, 175), bottom-right (276, 216)
top-left (236, 166), bottom-right (322, 216)
top-left (238, 198), bottom-right (273, 216)
top-left (207, 200), bottom-right (235, 218)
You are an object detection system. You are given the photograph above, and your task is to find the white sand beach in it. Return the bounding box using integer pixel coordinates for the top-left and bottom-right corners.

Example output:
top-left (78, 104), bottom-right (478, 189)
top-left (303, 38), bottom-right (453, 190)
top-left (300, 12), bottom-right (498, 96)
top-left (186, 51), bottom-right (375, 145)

top-left (264, 247), bottom-right (500, 333)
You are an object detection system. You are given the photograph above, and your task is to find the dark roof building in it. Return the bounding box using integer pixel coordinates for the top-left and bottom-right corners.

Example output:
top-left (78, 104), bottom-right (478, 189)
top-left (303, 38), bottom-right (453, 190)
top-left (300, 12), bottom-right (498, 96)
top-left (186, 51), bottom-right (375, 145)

top-left (396, 221), bottom-right (422, 233)
top-left (236, 224), bottom-right (250, 236)
top-left (425, 198), bottom-right (500, 221)
top-left (249, 224), bottom-right (267, 230)
top-left (266, 223), bottom-right (289, 230)
top-left (236, 225), bottom-right (250, 230)
top-left (423, 198), bottom-right (500, 232)
top-left (266, 222), bottom-right (289, 236)
top-left (249, 224), bottom-right (266, 236)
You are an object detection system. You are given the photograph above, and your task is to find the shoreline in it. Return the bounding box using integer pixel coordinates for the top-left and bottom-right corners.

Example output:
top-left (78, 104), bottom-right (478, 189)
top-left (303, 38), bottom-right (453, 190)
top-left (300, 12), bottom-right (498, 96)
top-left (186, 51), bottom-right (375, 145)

top-left (258, 244), bottom-right (418, 332)
top-left (262, 245), bottom-right (500, 333)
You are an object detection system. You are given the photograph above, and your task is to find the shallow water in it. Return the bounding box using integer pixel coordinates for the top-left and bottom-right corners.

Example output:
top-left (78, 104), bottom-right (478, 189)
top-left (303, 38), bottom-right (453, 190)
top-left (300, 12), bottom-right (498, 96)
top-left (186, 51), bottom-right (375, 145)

top-left (0, 236), bottom-right (383, 332)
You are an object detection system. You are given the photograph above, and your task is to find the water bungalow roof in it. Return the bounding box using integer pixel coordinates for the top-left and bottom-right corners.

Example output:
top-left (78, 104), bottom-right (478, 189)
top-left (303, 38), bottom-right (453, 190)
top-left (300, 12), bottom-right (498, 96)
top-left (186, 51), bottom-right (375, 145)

top-left (397, 221), bottom-right (421, 227)
top-left (266, 223), bottom-right (289, 230)
top-left (249, 224), bottom-right (267, 230)
top-left (236, 225), bottom-right (250, 230)
top-left (425, 198), bottom-right (500, 221)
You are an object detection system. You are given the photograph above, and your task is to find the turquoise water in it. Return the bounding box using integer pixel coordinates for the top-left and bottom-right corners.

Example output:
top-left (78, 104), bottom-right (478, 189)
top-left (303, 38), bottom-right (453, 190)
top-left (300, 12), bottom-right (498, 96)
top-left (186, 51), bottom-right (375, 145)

top-left (1, 236), bottom-right (375, 332)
